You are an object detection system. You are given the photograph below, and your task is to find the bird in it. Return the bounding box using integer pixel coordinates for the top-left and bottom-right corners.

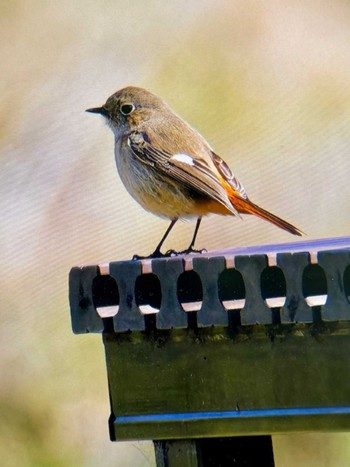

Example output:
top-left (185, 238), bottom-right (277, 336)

top-left (87, 86), bottom-right (302, 259)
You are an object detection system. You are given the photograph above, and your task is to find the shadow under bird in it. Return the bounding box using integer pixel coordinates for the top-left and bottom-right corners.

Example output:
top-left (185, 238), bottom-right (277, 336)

top-left (87, 86), bottom-right (302, 259)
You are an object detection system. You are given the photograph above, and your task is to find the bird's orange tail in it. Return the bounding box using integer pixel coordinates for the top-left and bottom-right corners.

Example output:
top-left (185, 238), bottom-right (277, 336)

top-left (227, 192), bottom-right (302, 236)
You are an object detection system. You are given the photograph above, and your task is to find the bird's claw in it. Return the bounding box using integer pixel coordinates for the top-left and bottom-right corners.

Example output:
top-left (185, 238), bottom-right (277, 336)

top-left (132, 247), bottom-right (206, 260)
top-left (132, 249), bottom-right (176, 260)
top-left (164, 249), bottom-right (178, 257)
top-left (165, 247), bottom-right (207, 257)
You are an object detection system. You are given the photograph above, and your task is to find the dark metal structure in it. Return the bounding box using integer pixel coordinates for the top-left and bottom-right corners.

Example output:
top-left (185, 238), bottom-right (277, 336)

top-left (69, 236), bottom-right (350, 466)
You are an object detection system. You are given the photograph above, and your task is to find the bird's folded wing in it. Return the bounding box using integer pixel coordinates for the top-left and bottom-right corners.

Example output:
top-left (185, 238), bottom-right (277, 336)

top-left (127, 131), bottom-right (238, 215)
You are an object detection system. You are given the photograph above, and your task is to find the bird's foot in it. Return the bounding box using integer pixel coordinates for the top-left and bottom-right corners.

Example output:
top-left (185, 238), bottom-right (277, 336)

top-left (165, 247), bottom-right (207, 257)
top-left (132, 249), bottom-right (174, 260)
top-left (132, 247), bottom-right (207, 260)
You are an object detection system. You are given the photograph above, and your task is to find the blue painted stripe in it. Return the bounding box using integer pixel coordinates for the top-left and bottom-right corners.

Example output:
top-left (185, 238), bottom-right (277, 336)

top-left (116, 406), bottom-right (350, 424)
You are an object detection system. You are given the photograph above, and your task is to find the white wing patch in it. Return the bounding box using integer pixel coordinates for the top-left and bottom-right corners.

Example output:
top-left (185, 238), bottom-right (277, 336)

top-left (171, 153), bottom-right (195, 166)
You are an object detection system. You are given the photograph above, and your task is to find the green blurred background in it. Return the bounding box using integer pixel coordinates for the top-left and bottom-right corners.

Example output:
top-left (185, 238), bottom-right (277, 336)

top-left (1, 1), bottom-right (350, 465)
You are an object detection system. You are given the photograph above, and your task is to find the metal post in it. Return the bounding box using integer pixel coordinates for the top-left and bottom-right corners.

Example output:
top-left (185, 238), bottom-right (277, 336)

top-left (154, 436), bottom-right (275, 467)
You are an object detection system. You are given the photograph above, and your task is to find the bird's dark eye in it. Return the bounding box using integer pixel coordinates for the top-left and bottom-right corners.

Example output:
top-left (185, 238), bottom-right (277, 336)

top-left (120, 103), bottom-right (135, 115)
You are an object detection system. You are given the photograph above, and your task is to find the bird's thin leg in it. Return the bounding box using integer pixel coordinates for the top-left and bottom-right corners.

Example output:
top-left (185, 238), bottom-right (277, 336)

top-left (153, 219), bottom-right (178, 256)
top-left (186, 217), bottom-right (205, 253)
top-left (171, 217), bottom-right (206, 256)
top-left (186, 217), bottom-right (201, 250)
top-left (133, 219), bottom-right (178, 260)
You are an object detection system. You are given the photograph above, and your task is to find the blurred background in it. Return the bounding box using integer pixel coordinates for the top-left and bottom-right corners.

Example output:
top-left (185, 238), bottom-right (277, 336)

top-left (1, 0), bottom-right (350, 465)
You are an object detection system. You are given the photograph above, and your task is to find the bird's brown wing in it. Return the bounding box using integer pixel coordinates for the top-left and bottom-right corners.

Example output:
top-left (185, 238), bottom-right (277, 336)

top-left (127, 131), bottom-right (238, 215)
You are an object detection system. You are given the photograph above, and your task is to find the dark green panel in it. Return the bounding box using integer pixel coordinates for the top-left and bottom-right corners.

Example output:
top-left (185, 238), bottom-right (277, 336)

top-left (103, 322), bottom-right (350, 440)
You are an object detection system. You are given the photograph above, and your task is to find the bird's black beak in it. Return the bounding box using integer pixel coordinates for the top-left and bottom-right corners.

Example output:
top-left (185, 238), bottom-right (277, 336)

top-left (86, 106), bottom-right (110, 117)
